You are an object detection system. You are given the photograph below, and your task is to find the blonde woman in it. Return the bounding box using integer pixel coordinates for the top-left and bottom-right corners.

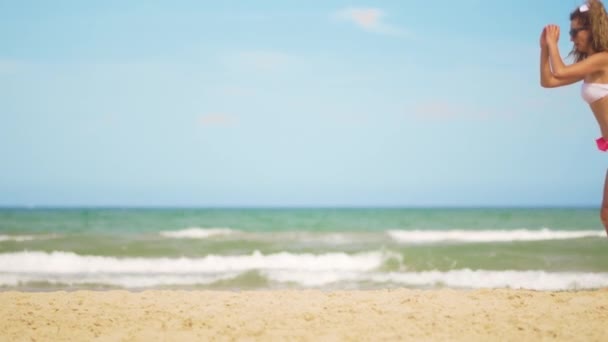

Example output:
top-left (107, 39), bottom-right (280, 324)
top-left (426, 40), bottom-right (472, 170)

top-left (540, 0), bottom-right (608, 236)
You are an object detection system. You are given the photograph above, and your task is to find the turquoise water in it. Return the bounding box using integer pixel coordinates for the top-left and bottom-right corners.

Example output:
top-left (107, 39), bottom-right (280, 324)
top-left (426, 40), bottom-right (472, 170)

top-left (0, 208), bottom-right (606, 291)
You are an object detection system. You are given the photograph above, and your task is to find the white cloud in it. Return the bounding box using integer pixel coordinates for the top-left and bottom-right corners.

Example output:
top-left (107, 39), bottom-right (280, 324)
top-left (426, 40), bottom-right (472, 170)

top-left (198, 113), bottom-right (238, 126)
top-left (335, 7), bottom-right (409, 37)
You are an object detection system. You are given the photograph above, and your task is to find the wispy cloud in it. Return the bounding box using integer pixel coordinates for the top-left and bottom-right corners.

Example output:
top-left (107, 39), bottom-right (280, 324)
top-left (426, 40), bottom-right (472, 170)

top-left (198, 113), bottom-right (238, 127)
top-left (335, 7), bottom-right (409, 37)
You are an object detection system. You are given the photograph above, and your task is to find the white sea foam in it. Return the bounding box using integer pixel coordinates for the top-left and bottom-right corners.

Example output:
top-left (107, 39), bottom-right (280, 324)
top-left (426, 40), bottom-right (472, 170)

top-left (0, 234), bottom-right (55, 242)
top-left (0, 273), bottom-right (240, 288)
top-left (159, 227), bottom-right (236, 239)
top-left (263, 270), bottom-right (363, 287)
top-left (159, 229), bottom-right (373, 245)
top-left (369, 270), bottom-right (608, 291)
top-left (263, 269), bottom-right (608, 290)
top-left (292, 232), bottom-right (355, 245)
top-left (2, 267), bottom-right (607, 290)
top-left (270, 232), bottom-right (376, 246)
top-left (2, 250), bottom-right (606, 290)
top-left (0, 250), bottom-right (386, 274)
top-left (387, 229), bottom-right (605, 243)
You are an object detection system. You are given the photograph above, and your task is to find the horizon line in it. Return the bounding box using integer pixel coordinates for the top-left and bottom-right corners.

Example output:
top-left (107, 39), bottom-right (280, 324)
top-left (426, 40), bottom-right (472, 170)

top-left (0, 205), bottom-right (599, 210)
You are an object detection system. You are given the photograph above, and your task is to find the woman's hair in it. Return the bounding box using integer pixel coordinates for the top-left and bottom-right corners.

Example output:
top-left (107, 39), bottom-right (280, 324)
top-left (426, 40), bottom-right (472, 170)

top-left (569, 0), bottom-right (608, 62)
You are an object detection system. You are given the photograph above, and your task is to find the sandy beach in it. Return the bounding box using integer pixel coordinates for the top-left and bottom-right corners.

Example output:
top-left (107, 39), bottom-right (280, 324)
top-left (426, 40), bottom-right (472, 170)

top-left (1, 289), bottom-right (607, 341)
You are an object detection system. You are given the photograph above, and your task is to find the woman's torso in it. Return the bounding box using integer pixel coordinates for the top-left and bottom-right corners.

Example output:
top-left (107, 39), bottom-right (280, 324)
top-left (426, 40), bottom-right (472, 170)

top-left (583, 69), bottom-right (608, 137)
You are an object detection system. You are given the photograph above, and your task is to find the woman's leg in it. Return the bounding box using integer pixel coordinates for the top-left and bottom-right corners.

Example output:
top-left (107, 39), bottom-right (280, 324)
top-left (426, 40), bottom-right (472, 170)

top-left (601, 169), bottom-right (608, 236)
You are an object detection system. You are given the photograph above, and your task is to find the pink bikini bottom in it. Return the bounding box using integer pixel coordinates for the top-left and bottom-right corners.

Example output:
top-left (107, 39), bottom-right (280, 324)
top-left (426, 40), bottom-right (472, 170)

top-left (597, 137), bottom-right (608, 151)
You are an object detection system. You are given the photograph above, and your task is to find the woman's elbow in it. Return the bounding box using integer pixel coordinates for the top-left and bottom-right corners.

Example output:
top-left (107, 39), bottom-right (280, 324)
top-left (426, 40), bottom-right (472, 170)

top-left (552, 70), bottom-right (567, 79)
top-left (541, 78), bottom-right (563, 88)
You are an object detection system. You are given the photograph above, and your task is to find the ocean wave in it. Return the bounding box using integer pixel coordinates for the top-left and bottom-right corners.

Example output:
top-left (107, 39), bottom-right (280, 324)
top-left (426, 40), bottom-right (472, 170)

top-left (263, 269), bottom-right (608, 290)
top-left (254, 232), bottom-right (377, 245)
top-left (387, 229), bottom-right (605, 243)
top-left (159, 227), bottom-right (236, 239)
top-left (0, 250), bottom-right (390, 274)
top-left (368, 270), bottom-right (608, 291)
top-left (1, 269), bottom-right (607, 291)
top-left (158, 229), bottom-right (382, 246)
top-left (0, 234), bottom-right (56, 242)
top-left (0, 273), bottom-right (240, 288)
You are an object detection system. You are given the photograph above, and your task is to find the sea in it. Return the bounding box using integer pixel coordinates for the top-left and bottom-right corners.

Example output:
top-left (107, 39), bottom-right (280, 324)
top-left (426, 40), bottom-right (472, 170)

top-left (0, 207), bottom-right (607, 291)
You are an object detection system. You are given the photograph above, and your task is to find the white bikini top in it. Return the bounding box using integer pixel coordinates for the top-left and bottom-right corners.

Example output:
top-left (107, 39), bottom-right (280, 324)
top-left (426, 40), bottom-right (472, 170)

top-left (581, 81), bottom-right (608, 104)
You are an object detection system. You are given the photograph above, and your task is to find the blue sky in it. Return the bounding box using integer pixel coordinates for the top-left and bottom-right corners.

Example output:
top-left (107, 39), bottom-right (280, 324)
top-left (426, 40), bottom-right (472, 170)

top-left (0, 0), bottom-right (605, 207)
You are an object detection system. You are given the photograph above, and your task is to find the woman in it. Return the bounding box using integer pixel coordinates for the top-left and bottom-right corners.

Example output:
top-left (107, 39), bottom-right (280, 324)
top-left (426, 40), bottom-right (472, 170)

top-left (540, 0), bottom-right (608, 236)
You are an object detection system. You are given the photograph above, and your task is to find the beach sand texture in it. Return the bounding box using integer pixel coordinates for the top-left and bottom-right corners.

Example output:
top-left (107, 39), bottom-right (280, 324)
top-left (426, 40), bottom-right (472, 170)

top-left (1, 289), bottom-right (608, 341)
